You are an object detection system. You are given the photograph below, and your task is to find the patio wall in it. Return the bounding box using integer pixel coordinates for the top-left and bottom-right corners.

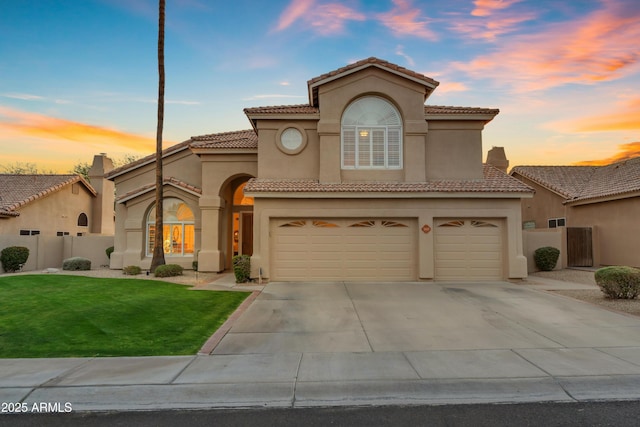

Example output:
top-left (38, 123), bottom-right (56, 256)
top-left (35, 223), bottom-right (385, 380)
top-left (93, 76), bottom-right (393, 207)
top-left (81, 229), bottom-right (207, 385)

top-left (522, 227), bottom-right (566, 273)
top-left (0, 235), bottom-right (114, 273)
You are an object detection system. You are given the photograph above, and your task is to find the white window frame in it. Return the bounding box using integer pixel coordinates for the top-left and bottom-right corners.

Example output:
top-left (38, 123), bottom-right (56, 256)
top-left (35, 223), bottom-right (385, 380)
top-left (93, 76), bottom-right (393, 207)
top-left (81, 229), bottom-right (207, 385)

top-left (341, 97), bottom-right (403, 170)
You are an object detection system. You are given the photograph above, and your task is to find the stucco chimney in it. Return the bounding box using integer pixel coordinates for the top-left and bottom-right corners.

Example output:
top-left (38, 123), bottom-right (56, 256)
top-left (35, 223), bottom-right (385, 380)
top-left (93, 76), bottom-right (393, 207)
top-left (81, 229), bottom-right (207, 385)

top-left (486, 146), bottom-right (509, 173)
top-left (88, 153), bottom-right (115, 235)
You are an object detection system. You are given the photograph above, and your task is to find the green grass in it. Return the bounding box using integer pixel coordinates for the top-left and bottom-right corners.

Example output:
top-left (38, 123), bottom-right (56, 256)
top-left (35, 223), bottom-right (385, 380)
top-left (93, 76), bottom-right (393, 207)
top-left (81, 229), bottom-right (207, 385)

top-left (0, 275), bottom-right (250, 358)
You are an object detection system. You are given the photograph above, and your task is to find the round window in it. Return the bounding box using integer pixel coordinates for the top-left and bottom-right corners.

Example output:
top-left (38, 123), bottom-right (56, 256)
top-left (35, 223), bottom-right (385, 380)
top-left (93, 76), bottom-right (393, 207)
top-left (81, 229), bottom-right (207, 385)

top-left (276, 125), bottom-right (307, 154)
top-left (280, 128), bottom-right (303, 150)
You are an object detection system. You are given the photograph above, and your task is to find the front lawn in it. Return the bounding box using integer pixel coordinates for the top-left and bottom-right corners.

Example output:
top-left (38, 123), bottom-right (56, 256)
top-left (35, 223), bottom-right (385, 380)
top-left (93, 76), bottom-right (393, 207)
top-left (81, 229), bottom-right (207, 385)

top-left (0, 275), bottom-right (250, 358)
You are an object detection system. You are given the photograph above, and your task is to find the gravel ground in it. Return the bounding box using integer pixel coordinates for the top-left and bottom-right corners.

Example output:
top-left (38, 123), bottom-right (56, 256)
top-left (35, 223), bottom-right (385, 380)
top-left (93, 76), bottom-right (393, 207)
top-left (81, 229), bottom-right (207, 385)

top-left (531, 269), bottom-right (640, 317)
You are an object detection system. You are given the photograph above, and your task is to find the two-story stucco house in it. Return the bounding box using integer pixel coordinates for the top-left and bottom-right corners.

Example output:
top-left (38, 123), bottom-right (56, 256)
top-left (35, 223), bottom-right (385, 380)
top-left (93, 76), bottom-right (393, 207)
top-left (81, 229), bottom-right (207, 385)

top-left (106, 58), bottom-right (533, 281)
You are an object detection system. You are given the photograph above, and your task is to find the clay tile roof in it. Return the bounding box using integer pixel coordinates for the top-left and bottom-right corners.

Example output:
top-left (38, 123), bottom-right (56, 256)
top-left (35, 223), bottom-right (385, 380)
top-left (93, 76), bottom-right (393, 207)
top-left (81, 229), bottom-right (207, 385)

top-left (307, 57), bottom-right (439, 106)
top-left (511, 157), bottom-right (640, 202)
top-left (105, 139), bottom-right (193, 179)
top-left (424, 105), bottom-right (500, 115)
top-left (308, 57), bottom-right (439, 88)
top-left (190, 129), bottom-right (258, 149)
top-left (115, 176), bottom-right (202, 203)
top-left (243, 105), bottom-right (319, 115)
top-left (510, 166), bottom-right (598, 199)
top-left (244, 164), bottom-right (533, 195)
top-left (0, 174), bottom-right (96, 217)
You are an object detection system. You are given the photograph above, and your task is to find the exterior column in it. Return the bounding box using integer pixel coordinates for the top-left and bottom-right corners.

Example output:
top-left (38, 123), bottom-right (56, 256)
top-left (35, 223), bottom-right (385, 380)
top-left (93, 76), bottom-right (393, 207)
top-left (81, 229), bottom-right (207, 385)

top-left (198, 195), bottom-right (225, 272)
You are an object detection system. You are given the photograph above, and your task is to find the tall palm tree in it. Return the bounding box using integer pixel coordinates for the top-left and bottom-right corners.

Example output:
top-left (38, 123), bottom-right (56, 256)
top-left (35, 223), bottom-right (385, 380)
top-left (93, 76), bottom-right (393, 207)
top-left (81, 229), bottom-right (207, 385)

top-left (150, 0), bottom-right (166, 272)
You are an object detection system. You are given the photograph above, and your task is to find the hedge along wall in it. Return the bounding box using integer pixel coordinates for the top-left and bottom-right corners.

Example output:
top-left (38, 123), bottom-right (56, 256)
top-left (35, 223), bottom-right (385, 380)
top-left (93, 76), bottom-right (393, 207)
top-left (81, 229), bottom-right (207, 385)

top-left (0, 235), bottom-right (114, 273)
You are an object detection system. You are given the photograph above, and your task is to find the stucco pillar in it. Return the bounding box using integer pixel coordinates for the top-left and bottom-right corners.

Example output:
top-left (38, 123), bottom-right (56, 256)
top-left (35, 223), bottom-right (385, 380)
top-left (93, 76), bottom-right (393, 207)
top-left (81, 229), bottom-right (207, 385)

top-left (198, 195), bottom-right (225, 272)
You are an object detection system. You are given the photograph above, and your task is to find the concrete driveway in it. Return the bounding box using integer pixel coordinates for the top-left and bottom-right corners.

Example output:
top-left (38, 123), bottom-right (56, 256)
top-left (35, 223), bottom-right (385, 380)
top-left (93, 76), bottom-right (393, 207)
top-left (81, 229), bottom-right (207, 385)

top-left (213, 281), bottom-right (640, 354)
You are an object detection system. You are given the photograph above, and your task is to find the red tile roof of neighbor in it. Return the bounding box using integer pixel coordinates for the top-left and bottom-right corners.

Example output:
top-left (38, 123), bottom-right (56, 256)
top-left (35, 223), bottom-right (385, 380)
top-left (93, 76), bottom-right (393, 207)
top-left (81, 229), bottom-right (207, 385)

top-left (244, 164), bottom-right (533, 194)
top-left (0, 174), bottom-right (96, 217)
top-left (511, 156), bottom-right (640, 202)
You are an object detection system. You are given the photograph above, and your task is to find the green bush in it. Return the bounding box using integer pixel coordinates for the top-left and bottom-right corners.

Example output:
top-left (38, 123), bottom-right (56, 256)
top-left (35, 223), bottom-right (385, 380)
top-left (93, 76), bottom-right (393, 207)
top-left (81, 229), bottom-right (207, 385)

top-left (123, 265), bottom-right (142, 276)
top-left (0, 246), bottom-right (30, 273)
top-left (62, 257), bottom-right (92, 271)
top-left (232, 255), bottom-right (251, 283)
top-left (595, 266), bottom-right (640, 299)
top-left (192, 261), bottom-right (198, 272)
top-left (154, 264), bottom-right (184, 278)
top-left (106, 246), bottom-right (114, 259)
top-left (534, 246), bottom-right (560, 271)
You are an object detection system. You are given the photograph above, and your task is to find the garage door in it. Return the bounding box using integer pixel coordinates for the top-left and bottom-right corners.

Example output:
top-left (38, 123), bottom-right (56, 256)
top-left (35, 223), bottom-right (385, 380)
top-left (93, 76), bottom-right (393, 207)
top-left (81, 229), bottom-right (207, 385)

top-left (434, 219), bottom-right (503, 281)
top-left (270, 218), bottom-right (416, 281)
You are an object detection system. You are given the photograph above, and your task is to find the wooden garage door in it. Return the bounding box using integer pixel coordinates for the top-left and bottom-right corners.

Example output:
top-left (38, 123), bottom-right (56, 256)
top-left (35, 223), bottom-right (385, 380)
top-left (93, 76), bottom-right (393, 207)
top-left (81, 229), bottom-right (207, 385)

top-left (270, 219), bottom-right (416, 281)
top-left (435, 219), bottom-right (503, 281)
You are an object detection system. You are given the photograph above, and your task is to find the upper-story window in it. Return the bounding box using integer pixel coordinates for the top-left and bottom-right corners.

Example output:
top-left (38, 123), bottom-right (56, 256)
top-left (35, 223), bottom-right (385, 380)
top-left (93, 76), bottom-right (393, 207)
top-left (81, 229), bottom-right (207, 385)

top-left (341, 96), bottom-right (402, 169)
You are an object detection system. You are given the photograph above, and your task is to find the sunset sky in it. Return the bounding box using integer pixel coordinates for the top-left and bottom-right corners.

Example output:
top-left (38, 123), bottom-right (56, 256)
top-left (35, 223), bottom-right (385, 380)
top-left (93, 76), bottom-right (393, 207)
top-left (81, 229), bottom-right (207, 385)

top-left (1, 0), bottom-right (639, 172)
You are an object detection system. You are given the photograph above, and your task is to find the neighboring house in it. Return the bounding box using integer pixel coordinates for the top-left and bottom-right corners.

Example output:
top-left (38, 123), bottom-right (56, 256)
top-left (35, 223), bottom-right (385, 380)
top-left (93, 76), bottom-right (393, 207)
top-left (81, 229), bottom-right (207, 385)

top-left (0, 154), bottom-right (115, 237)
top-left (511, 156), bottom-right (640, 268)
top-left (106, 57), bottom-right (533, 281)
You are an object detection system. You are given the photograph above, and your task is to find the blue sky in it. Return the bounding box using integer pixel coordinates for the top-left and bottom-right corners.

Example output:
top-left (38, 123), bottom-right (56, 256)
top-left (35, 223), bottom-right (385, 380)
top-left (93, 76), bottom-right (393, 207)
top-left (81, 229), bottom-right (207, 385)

top-left (1, 0), bottom-right (639, 172)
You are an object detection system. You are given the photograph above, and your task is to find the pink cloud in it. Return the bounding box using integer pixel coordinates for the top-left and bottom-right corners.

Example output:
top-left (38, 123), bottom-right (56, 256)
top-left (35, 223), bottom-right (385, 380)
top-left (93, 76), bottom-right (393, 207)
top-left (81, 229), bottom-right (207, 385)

top-left (449, 11), bottom-right (536, 41)
top-left (452, 1), bottom-right (640, 92)
top-left (274, 0), bottom-right (364, 35)
top-left (308, 3), bottom-right (366, 35)
top-left (471, 0), bottom-right (523, 17)
top-left (275, 0), bottom-right (316, 32)
top-left (377, 0), bottom-right (437, 40)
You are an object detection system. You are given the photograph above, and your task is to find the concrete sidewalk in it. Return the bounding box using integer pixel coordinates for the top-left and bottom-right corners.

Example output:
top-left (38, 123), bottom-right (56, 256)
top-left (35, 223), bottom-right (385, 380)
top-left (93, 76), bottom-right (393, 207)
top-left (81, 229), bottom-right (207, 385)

top-left (2, 278), bottom-right (640, 411)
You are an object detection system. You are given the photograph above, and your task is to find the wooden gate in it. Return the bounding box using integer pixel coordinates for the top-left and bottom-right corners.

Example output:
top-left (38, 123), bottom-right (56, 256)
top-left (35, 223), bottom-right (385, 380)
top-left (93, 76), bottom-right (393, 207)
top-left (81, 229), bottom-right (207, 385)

top-left (567, 227), bottom-right (593, 267)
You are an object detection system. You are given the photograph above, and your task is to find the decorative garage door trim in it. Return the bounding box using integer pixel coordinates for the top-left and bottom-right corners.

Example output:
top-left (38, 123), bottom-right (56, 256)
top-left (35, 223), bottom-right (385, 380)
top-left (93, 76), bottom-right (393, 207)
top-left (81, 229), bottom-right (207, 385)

top-left (271, 218), bottom-right (417, 281)
top-left (434, 218), bottom-right (503, 281)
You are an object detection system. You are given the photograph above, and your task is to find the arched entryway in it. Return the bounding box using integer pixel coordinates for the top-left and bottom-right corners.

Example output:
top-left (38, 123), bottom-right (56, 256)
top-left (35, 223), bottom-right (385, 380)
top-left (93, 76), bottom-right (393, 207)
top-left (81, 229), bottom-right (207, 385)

top-left (220, 175), bottom-right (254, 270)
top-left (232, 181), bottom-right (254, 257)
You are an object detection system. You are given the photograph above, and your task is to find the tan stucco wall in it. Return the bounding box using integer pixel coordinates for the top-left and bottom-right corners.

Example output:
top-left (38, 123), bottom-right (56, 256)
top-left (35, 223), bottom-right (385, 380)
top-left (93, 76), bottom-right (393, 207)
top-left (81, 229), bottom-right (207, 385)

top-left (0, 184), bottom-right (95, 237)
top-left (250, 196), bottom-right (528, 281)
top-left (568, 197), bottom-right (640, 267)
top-left (256, 122), bottom-right (319, 180)
top-left (512, 173), bottom-right (567, 228)
top-left (110, 150), bottom-right (258, 272)
top-left (425, 121), bottom-right (484, 180)
top-left (0, 235), bottom-right (113, 272)
top-left (522, 228), bottom-right (566, 272)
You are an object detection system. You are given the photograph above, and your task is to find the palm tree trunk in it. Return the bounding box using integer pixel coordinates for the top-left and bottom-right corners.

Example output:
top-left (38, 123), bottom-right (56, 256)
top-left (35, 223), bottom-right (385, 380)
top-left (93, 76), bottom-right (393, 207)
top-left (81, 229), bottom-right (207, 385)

top-left (150, 0), bottom-right (166, 272)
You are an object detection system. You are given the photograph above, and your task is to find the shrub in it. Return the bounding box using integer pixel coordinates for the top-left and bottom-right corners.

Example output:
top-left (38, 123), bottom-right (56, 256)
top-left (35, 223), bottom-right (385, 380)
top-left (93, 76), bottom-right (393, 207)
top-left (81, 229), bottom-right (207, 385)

top-left (534, 246), bottom-right (560, 271)
top-left (62, 257), bottom-right (91, 271)
top-left (595, 266), bottom-right (640, 299)
top-left (106, 246), bottom-right (114, 259)
top-left (232, 255), bottom-right (251, 283)
top-left (1, 246), bottom-right (30, 273)
top-left (192, 261), bottom-right (198, 272)
top-left (123, 265), bottom-right (142, 276)
top-left (154, 264), bottom-right (184, 278)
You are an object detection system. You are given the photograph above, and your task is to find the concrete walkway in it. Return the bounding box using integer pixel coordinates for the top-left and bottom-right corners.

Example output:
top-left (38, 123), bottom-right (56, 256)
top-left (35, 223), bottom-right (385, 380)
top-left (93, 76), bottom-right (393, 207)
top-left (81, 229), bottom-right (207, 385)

top-left (2, 277), bottom-right (640, 411)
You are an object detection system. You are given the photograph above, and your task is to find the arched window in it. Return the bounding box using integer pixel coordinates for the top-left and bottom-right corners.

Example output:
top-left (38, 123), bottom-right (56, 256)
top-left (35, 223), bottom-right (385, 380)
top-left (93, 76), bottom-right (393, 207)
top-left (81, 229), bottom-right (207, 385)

top-left (341, 96), bottom-right (403, 169)
top-left (77, 213), bottom-right (88, 227)
top-left (146, 198), bottom-right (195, 256)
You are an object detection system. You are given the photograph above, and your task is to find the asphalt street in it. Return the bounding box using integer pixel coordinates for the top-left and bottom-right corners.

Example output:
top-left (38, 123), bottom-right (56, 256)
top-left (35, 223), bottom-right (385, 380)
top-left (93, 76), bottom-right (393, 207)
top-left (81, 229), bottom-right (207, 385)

top-left (2, 401), bottom-right (640, 427)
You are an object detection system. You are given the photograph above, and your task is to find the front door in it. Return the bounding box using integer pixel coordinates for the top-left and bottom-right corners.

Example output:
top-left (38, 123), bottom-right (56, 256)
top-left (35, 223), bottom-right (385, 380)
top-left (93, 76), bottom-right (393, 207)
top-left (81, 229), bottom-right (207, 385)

top-left (240, 212), bottom-right (253, 256)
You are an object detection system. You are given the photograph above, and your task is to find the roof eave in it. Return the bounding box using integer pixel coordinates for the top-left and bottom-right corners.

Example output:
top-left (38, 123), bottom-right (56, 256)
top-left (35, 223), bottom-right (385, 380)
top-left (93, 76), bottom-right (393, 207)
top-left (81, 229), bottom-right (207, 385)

top-left (245, 191), bottom-right (533, 199)
top-left (425, 113), bottom-right (498, 124)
